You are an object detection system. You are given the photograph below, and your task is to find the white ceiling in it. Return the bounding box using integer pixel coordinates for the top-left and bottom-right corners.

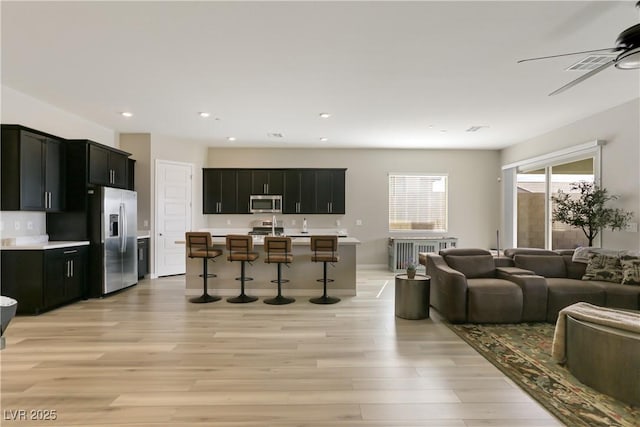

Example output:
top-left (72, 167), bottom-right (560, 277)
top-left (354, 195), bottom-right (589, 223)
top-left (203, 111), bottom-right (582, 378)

top-left (2, 1), bottom-right (639, 150)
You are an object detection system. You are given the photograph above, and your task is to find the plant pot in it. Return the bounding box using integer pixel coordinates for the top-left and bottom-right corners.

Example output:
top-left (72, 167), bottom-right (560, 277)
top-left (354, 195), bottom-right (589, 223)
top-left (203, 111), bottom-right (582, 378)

top-left (407, 269), bottom-right (416, 279)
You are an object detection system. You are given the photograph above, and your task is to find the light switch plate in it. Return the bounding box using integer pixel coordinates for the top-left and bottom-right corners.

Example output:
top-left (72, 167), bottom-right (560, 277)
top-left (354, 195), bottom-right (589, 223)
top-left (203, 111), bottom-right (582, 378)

top-left (356, 219), bottom-right (362, 226)
top-left (14, 221), bottom-right (20, 230)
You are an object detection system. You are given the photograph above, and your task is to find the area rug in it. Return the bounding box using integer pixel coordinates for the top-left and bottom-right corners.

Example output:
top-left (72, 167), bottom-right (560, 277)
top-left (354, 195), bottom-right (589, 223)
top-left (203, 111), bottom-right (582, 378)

top-left (447, 322), bottom-right (639, 427)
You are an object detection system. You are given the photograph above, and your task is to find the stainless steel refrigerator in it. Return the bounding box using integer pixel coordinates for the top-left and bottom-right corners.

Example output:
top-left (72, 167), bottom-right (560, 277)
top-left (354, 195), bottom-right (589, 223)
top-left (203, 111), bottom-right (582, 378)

top-left (93, 186), bottom-right (138, 295)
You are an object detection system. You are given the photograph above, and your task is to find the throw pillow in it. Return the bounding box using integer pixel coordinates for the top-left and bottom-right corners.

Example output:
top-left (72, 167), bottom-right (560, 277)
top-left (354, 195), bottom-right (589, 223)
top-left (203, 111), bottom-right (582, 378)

top-left (582, 252), bottom-right (623, 283)
top-left (620, 255), bottom-right (640, 286)
top-left (571, 246), bottom-right (594, 264)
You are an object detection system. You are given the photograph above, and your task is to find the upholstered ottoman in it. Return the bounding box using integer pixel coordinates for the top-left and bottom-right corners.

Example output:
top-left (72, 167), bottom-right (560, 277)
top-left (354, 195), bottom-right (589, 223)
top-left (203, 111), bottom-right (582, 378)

top-left (566, 315), bottom-right (640, 406)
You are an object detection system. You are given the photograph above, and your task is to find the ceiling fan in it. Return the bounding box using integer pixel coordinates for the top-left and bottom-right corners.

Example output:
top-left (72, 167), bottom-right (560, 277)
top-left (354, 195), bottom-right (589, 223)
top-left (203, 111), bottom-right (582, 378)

top-left (518, 1), bottom-right (640, 96)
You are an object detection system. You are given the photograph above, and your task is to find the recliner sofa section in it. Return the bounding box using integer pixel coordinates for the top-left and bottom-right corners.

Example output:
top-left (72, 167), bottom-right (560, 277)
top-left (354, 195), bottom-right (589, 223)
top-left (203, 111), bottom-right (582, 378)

top-left (421, 248), bottom-right (546, 323)
top-left (420, 247), bottom-right (640, 324)
top-left (504, 248), bottom-right (640, 322)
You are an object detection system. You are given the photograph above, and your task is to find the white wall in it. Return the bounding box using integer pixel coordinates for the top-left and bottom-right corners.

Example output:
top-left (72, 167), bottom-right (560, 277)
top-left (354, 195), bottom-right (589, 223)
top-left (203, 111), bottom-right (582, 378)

top-left (1, 85), bottom-right (116, 146)
top-left (501, 98), bottom-right (640, 251)
top-left (0, 86), bottom-right (118, 240)
top-left (205, 148), bottom-right (502, 265)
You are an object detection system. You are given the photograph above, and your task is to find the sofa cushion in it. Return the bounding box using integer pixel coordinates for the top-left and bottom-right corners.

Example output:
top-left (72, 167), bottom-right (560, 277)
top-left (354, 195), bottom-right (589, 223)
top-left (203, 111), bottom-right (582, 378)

top-left (591, 281), bottom-right (640, 310)
top-left (466, 278), bottom-right (523, 323)
top-left (514, 254), bottom-right (566, 278)
top-left (620, 255), bottom-right (640, 286)
top-left (444, 255), bottom-right (495, 279)
top-left (582, 252), bottom-right (623, 283)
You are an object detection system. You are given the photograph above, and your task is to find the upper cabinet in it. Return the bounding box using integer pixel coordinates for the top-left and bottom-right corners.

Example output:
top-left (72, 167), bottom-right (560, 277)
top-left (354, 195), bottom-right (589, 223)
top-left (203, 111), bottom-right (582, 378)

top-left (1, 125), bottom-right (65, 212)
top-left (283, 169), bottom-right (316, 214)
top-left (315, 169), bottom-right (346, 214)
top-left (66, 140), bottom-right (131, 189)
top-left (251, 170), bottom-right (284, 195)
top-left (203, 168), bottom-right (346, 215)
top-left (87, 143), bottom-right (129, 188)
top-left (203, 169), bottom-right (239, 214)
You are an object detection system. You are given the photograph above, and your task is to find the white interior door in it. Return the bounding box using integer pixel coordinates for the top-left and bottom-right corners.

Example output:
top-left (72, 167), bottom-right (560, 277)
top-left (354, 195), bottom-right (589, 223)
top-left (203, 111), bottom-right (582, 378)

top-left (155, 160), bottom-right (192, 277)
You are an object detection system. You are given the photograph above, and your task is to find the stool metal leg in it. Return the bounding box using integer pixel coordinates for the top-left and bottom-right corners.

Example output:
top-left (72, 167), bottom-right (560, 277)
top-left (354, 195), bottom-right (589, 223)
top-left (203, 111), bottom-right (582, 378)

top-left (190, 258), bottom-right (221, 303)
top-left (264, 263), bottom-right (295, 305)
top-left (227, 261), bottom-right (259, 303)
top-left (310, 261), bottom-right (340, 304)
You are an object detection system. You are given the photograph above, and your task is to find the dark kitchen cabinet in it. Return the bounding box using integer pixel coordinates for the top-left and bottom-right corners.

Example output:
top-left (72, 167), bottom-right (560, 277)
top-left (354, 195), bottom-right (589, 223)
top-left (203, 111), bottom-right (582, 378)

top-left (202, 168), bottom-right (346, 215)
top-left (236, 170), bottom-right (252, 214)
top-left (283, 169), bottom-right (316, 214)
top-left (1, 245), bottom-right (88, 315)
top-left (63, 140), bottom-right (132, 211)
top-left (137, 237), bottom-right (149, 279)
top-left (88, 143), bottom-right (129, 188)
top-left (1, 125), bottom-right (65, 212)
top-left (315, 169), bottom-right (346, 214)
top-left (203, 169), bottom-right (238, 214)
top-left (251, 170), bottom-right (284, 195)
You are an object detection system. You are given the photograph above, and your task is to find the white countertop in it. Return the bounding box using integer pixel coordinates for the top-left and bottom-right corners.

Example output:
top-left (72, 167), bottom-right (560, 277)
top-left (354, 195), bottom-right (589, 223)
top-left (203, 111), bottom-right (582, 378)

top-left (137, 230), bottom-right (151, 239)
top-left (0, 241), bottom-right (90, 250)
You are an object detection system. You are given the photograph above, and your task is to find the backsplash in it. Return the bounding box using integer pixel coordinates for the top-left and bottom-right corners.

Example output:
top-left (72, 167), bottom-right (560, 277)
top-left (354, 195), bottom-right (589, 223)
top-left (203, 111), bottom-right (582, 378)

top-left (0, 211), bottom-right (46, 239)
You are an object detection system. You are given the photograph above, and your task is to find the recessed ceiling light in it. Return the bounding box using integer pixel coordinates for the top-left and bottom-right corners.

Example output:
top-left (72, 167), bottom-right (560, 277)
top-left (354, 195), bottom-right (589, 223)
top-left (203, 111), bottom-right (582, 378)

top-left (440, 130), bottom-right (447, 133)
top-left (227, 137), bottom-right (236, 142)
top-left (198, 112), bottom-right (210, 118)
top-left (120, 112), bottom-right (133, 118)
top-left (319, 137), bottom-right (328, 142)
top-left (319, 112), bottom-right (332, 119)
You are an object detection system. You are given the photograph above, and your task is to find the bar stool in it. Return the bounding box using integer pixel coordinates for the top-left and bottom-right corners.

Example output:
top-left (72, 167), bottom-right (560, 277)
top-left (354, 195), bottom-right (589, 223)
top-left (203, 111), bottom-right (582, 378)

top-left (309, 235), bottom-right (340, 304)
top-left (226, 235), bottom-right (259, 303)
top-left (186, 232), bottom-right (222, 303)
top-left (263, 236), bottom-right (295, 305)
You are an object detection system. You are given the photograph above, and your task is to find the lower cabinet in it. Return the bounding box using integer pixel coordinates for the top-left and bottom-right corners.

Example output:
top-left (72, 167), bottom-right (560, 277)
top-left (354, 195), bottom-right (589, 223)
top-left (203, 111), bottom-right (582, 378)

top-left (1, 246), bottom-right (88, 315)
top-left (137, 238), bottom-right (149, 279)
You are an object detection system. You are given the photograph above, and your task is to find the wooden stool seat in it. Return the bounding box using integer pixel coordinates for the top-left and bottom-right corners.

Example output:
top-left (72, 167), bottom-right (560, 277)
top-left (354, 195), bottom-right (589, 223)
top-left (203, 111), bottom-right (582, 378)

top-left (264, 236), bottom-right (295, 305)
top-left (226, 235), bottom-right (259, 303)
top-left (309, 235), bottom-right (340, 304)
top-left (186, 232), bottom-right (222, 303)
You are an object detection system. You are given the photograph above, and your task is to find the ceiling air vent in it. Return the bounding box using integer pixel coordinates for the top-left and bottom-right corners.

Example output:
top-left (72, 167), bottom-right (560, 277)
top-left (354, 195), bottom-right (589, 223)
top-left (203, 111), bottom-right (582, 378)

top-left (466, 125), bottom-right (488, 132)
top-left (267, 132), bottom-right (284, 138)
top-left (566, 55), bottom-right (616, 71)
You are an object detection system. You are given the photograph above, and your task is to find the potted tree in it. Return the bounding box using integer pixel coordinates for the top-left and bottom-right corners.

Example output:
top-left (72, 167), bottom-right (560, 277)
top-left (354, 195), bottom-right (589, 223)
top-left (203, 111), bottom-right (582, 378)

top-left (552, 181), bottom-right (633, 246)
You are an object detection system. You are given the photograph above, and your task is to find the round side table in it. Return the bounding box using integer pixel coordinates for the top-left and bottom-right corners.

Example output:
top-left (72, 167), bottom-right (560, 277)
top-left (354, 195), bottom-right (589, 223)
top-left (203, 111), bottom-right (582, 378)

top-left (394, 274), bottom-right (431, 320)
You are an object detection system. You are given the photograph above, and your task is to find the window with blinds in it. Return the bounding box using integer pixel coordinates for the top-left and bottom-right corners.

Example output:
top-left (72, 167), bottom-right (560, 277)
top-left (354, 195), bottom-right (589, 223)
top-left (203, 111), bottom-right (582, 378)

top-left (389, 174), bottom-right (448, 232)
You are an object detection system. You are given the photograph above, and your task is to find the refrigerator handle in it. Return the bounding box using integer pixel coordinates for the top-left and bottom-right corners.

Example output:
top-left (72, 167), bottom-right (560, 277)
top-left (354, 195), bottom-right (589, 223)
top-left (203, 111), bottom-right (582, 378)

top-left (120, 203), bottom-right (127, 253)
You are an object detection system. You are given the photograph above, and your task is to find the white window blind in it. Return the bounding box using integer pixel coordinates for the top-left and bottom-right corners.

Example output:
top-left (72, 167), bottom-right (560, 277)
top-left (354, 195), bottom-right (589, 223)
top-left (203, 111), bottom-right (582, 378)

top-left (389, 174), bottom-right (448, 232)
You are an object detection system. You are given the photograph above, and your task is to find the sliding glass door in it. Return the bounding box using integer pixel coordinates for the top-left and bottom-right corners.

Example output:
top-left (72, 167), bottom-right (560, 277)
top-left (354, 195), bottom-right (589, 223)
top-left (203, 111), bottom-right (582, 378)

top-left (550, 158), bottom-right (594, 249)
top-left (516, 158), bottom-right (594, 250)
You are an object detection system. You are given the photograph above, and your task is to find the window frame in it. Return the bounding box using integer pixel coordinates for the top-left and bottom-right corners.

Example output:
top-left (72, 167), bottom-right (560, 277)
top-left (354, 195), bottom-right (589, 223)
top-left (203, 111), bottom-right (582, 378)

top-left (388, 172), bottom-right (449, 233)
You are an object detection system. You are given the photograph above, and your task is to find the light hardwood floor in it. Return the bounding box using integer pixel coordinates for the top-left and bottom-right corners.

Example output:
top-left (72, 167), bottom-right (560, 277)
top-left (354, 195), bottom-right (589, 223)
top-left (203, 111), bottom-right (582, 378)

top-left (1, 269), bottom-right (561, 426)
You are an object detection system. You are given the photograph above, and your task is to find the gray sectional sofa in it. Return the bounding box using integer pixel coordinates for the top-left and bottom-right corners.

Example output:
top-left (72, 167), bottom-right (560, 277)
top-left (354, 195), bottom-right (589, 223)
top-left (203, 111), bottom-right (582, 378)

top-left (420, 248), bottom-right (640, 323)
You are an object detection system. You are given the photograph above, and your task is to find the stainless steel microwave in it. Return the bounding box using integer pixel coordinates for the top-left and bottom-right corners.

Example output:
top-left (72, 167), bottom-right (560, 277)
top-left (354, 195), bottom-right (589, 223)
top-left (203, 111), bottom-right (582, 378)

top-left (249, 195), bottom-right (282, 213)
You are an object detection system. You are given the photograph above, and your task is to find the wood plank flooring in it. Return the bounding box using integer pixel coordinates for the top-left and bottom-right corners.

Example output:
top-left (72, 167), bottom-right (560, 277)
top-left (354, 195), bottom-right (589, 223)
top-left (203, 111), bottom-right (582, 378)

top-left (0, 269), bottom-right (561, 426)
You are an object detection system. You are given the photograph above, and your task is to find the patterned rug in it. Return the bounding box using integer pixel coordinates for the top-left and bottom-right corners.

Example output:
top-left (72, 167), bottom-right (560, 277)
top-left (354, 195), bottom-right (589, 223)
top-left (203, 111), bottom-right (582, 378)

top-left (447, 322), bottom-right (639, 427)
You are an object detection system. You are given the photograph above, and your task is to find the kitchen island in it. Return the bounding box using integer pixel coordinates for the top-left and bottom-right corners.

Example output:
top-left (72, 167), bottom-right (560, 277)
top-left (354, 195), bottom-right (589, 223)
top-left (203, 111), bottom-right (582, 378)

top-left (185, 233), bottom-right (359, 298)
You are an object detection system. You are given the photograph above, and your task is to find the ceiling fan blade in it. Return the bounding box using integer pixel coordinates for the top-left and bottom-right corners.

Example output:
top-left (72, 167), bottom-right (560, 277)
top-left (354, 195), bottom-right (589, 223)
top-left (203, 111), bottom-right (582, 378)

top-left (549, 59), bottom-right (616, 96)
top-left (517, 48), bottom-right (617, 63)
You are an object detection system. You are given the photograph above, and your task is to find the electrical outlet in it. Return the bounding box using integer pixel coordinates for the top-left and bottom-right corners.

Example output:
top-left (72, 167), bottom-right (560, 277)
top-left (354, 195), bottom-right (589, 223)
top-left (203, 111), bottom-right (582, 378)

top-left (336, 220), bottom-right (341, 226)
top-left (356, 219), bottom-right (362, 226)
top-left (27, 221), bottom-right (33, 230)
top-left (291, 219), bottom-right (296, 226)
top-left (625, 222), bottom-right (638, 232)
top-left (226, 219), bottom-right (232, 225)
top-left (14, 221), bottom-right (20, 230)
top-left (143, 220), bottom-right (149, 227)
